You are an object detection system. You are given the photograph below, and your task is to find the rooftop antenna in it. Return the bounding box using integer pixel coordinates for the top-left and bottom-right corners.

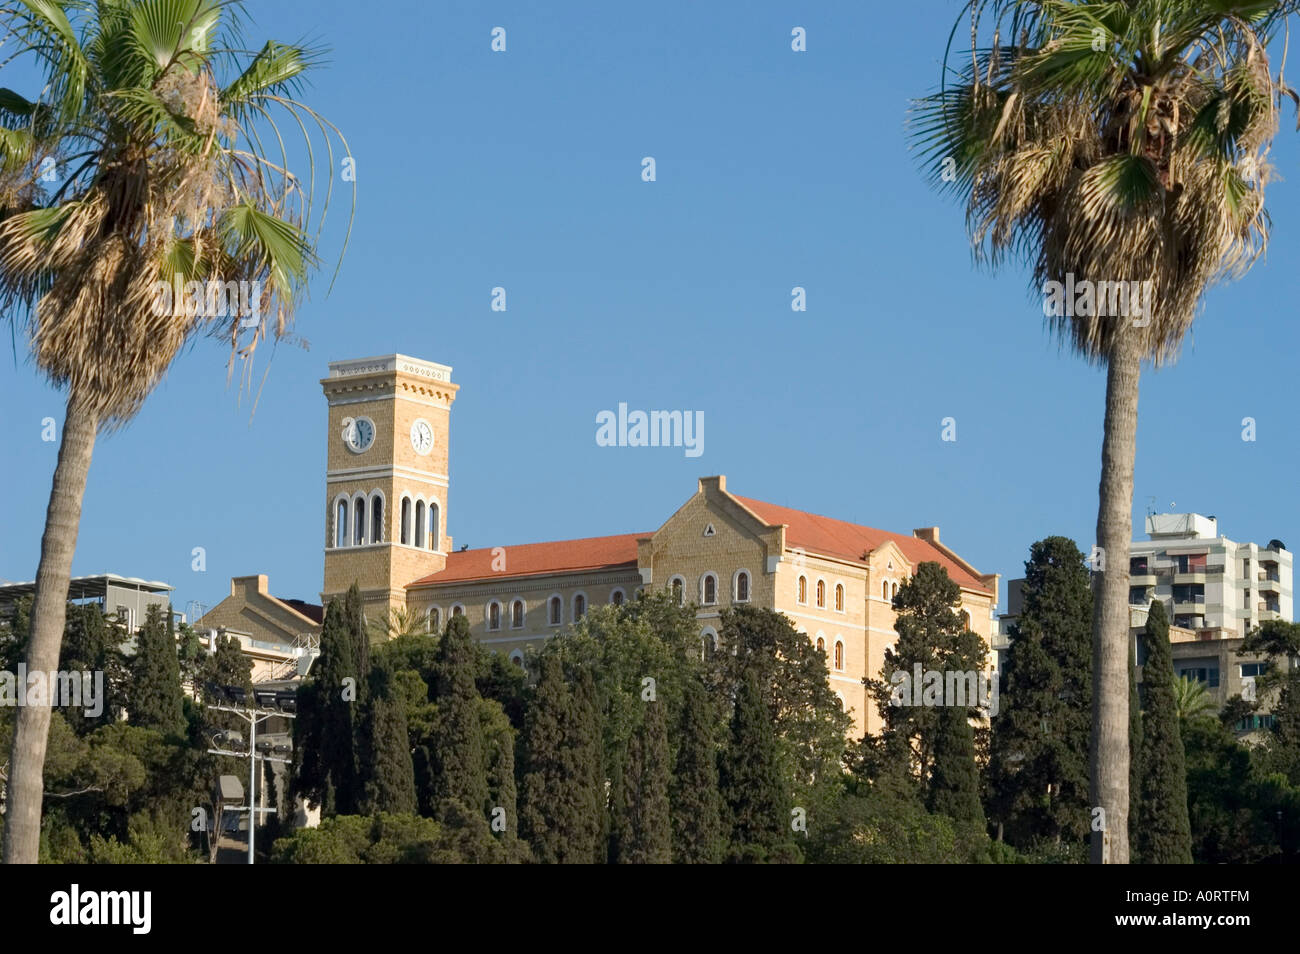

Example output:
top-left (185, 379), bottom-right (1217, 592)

top-left (1145, 497), bottom-right (1157, 519)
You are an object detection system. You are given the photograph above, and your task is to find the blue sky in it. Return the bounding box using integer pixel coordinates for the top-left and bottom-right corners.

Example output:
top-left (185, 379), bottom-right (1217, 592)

top-left (2, 0), bottom-right (1298, 622)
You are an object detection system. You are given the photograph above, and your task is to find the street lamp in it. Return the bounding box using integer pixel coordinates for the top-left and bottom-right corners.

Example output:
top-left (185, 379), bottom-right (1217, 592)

top-left (204, 685), bottom-right (296, 864)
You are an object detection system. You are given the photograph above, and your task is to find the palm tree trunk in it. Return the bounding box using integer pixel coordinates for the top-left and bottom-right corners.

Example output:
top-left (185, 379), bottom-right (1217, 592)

top-left (2, 393), bottom-right (97, 864)
top-left (1090, 332), bottom-right (1141, 865)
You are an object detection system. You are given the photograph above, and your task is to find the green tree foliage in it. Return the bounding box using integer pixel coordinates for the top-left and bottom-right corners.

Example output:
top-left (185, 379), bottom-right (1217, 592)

top-left (988, 537), bottom-right (1091, 846)
top-left (566, 667), bottom-right (606, 863)
top-left (519, 655), bottom-right (583, 863)
top-left (1241, 621), bottom-right (1300, 784)
top-left (708, 605), bottom-right (849, 832)
top-left (929, 704), bottom-right (986, 830)
top-left (866, 562), bottom-right (987, 787)
top-left (358, 661), bottom-right (417, 815)
top-left (720, 670), bottom-right (799, 863)
top-left (809, 789), bottom-right (991, 864)
top-left (343, 584), bottom-right (370, 698)
top-left (128, 605), bottom-right (185, 737)
top-left (428, 614), bottom-right (489, 818)
top-left (1182, 717), bottom-right (1287, 863)
top-left (293, 597), bottom-right (360, 816)
top-left (671, 675), bottom-right (723, 863)
top-left (480, 699), bottom-right (519, 840)
top-left (1134, 600), bottom-right (1192, 864)
top-left (531, 592), bottom-right (703, 862)
top-left (270, 812), bottom-right (525, 864)
top-left (1129, 630), bottom-right (1143, 838)
top-left (622, 697), bottom-right (671, 863)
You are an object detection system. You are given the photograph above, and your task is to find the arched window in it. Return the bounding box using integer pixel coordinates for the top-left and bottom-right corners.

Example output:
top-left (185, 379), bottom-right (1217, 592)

top-left (451, 604), bottom-right (464, 617)
top-left (610, 589), bottom-right (625, 607)
top-left (574, 593), bottom-right (586, 620)
top-left (960, 610), bottom-right (971, 630)
top-left (882, 581), bottom-right (889, 600)
top-left (509, 650), bottom-right (525, 668)
top-left (670, 577), bottom-right (685, 606)
top-left (370, 495), bottom-right (383, 544)
top-left (488, 601), bottom-right (501, 631)
top-left (798, 576), bottom-right (808, 603)
top-left (816, 636), bottom-right (825, 653)
top-left (891, 582), bottom-right (898, 599)
top-left (414, 501), bottom-right (426, 549)
top-left (429, 502), bottom-right (440, 551)
top-left (834, 640), bottom-right (844, 671)
top-left (702, 574), bottom-right (717, 605)
top-left (427, 607), bottom-right (440, 632)
top-left (816, 580), bottom-right (826, 607)
top-left (736, 571), bottom-right (750, 603)
top-left (400, 497), bottom-right (411, 545)
top-left (335, 499), bottom-right (348, 548)
top-left (702, 630), bottom-right (718, 660)
top-left (549, 596), bottom-right (562, 625)
top-left (353, 497), bottom-right (366, 546)
top-left (835, 583), bottom-right (844, 612)
top-left (512, 600), bottom-right (524, 628)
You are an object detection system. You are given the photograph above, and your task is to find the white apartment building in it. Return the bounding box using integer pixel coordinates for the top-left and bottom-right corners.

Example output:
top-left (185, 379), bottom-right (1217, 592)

top-left (1128, 513), bottom-right (1292, 636)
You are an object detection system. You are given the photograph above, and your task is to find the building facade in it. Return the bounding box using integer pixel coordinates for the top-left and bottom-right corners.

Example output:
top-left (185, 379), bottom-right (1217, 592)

top-left (1129, 513), bottom-right (1292, 635)
top-left (998, 515), bottom-right (1296, 735)
top-left (321, 355), bottom-right (999, 738)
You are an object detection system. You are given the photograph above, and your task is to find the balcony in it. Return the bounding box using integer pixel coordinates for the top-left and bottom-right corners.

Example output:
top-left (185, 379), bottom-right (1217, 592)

top-left (1174, 570), bottom-right (1208, 585)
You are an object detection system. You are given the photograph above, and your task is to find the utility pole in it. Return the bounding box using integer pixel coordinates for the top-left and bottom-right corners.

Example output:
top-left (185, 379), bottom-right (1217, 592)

top-left (206, 698), bottom-right (295, 864)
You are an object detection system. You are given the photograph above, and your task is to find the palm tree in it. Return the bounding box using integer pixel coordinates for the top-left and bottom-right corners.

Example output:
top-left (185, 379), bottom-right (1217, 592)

top-left (913, 0), bottom-right (1297, 862)
top-left (367, 605), bottom-right (432, 643)
top-left (0, 0), bottom-right (351, 863)
top-left (1173, 675), bottom-right (1215, 725)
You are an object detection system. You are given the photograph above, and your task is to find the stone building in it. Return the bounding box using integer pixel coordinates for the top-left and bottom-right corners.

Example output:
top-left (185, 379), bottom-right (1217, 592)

top-left (320, 354), bottom-right (998, 737)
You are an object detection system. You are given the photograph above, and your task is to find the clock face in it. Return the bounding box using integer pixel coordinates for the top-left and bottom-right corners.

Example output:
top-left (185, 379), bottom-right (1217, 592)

top-left (410, 419), bottom-right (434, 456)
top-left (342, 416), bottom-right (375, 454)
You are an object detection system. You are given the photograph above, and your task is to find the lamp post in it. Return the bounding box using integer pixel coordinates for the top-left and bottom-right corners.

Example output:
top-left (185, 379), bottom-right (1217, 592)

top-left (206, 690), bottom-right (296, 864)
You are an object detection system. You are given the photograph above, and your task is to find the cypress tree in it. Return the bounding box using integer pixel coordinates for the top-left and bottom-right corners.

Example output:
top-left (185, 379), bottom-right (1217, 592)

top-left (987, 537), bottom-right (1091, 845)
top-left (343, 583), bottom-right (369, 700)
top-left (720, 669), bottom-right (788, 862)
top-left (429, 614), bottom-right (490, 817)
top-left (519, 655), bottom-right (575, 863)
top-left (567, 666), bottom-right (606, 863)
top-left (928, 703), bottom-right (986, 829)
top-left (128, 604), bottom-right (184, 735)
top-left (481, 700), bottom-right (518, 838)
top-left (672, 676), bottom-right (723, 863)
top-left (313, 598), bottom-right (361, 815)
top-left (623, 698), bottom-right (671, 863)
top-left (359, 661), bottom-right (417, 814)
top-left (1135, 600), bottom-right (1192, 863)
top-left (867, 563), bottom-right (986, 784)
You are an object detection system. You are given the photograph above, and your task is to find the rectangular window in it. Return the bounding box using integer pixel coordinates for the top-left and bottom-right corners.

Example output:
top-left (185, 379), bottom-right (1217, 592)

top-left (1241, 662), bottom-right (1269, 678)
top-left (1178, 666), bottom-right (1220, 688)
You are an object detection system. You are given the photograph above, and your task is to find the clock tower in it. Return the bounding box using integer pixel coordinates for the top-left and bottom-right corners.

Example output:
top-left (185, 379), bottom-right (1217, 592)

top-left (321, 355), bottom-right (458, 621)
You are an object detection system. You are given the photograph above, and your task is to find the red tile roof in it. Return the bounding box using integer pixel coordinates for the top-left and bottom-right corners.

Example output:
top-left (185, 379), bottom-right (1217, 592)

top-left (732, 495), bottom-right (991, 593)
top-left (404, 492), bottom-right (990, 594)
top-left (408, 533), bottom-right (645, 587)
